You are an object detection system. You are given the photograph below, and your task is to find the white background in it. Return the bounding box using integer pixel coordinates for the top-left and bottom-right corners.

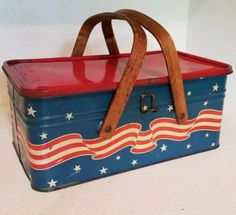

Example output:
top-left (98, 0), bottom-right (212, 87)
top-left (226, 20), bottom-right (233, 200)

top-left (0, 1), bottom-right (236, 215)
top-left (0, 0), bottom-right (190, 104)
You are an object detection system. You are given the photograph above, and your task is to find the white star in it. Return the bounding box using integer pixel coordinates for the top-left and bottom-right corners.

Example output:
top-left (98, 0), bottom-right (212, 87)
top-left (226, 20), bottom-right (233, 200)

top-left (200, 77), bottom-right (205, 80)
top-left (205, 133), bottom-right (209, 138)
top-left (167, 105), bottom-right (174, 112)
top-left (99, 167), bottom-right (108, 175)
top-left (186, 144), bottom-right (191, 149)
top-left (131, 159), bottom-right (138, 166)
top-left (115, 155), bottom-right (121, 160)
top-left (160, 144), bottom-right (167, 152)
top-left (211, 142), bottom-right (216, 147)
top-left (142, 105), bottom-right (149, 112)
top-left (40, 132), bottom-right (48, 140)
top-left (187, 91), bottom-right (192, 96)
top-left (48, 179), bottom-right (57, 188)
top-left (66, 112), bottom-right (74, 120)
top-left (203, 101), bottom-right (208, 106)
top-left (73, 165), bottom-right (81, 173)
top-left (27, 106), bottom-right (37, 117)
top-left (213, 84), bottom-right (219, 92)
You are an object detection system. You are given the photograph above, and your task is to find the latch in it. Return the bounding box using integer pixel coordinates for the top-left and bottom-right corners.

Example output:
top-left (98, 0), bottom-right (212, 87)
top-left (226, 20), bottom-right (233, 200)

top-left (140, 93), bottom-right (158, 113)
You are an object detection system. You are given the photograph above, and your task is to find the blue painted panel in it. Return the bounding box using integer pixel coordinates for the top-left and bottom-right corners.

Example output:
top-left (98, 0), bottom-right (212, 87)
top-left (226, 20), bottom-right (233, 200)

top-left (9, 75), bottom-right (227, 191)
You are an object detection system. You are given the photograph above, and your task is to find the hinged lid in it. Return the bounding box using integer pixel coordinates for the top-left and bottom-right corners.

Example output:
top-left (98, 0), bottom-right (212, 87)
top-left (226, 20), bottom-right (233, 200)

top-left (3, 51), bottom-right (232, 98)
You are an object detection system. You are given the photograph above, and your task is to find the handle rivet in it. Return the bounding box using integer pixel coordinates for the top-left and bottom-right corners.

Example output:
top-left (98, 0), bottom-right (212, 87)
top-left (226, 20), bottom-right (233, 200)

top-left (104, 125), bottom-right (112, 133)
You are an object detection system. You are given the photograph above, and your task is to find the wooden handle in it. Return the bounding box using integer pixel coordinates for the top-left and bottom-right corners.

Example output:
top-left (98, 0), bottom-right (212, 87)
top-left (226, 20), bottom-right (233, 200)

top-left (72, 13), bottom-right (137, 57)
top-left (72, 12), bottom-right (147, 138)
top-left (101, 9), bottom-right (188, 125)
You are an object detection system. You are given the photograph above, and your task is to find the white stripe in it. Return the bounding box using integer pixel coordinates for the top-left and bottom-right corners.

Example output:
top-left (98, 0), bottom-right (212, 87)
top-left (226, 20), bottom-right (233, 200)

top-left (85, 127), bottom-right (140, 148)
top-left (151, 117), bottom-right (221, 130)
top-left (151, 113), bottom-right (221, 125)
top-left (18, 131), bottom-right (90, 159)
top-left (21, 141), bottom-right (91, 165)
top-left (189, 121), bottom-right (221, 129)
top-left (18, 125), bottom-right (140, 155)
top-left (26, 137), bottom-right (137, 165)
top-left (20, 135), bottom-right (137, 165)
top-left (137, 133), bottom-right (153, 141)
top-left (17, 127), bottom-right (84, 154)
top-left (31, 139), bottom-right (83, 155)
top-left (134, 141), bottom-right (156, 149)
top-left (153, 122), bottom-right (221, 139)
top-left (18, 120), bottom-right (221, 156)
top-left (93, 136), bottom-right (137, 156)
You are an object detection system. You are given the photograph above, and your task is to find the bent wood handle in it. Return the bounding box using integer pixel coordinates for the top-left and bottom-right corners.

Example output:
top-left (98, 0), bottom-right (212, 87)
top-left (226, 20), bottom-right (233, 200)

top-left (101, 9), bottom-right (188, 125)
top-left (72, 12), bottom-right (147, 138)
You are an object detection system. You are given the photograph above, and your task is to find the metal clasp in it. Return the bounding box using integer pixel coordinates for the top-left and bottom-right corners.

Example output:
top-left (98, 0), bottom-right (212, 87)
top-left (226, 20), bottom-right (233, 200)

top-left (140, 93), bottom-right (158, 113)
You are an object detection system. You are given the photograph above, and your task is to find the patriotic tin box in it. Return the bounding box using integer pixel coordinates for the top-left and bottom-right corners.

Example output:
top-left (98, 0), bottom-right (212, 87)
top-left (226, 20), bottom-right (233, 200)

top-left (2, 10), bottom-right (232, 191)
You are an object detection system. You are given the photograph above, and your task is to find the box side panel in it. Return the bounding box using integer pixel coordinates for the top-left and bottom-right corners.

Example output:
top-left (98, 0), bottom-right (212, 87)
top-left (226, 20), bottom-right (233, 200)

top-left (13, 75), bottom-right (227, 191)
top-left (7, 81), bottom-right (32, 179)
top-left (7, 82), bottom-right (19, 153)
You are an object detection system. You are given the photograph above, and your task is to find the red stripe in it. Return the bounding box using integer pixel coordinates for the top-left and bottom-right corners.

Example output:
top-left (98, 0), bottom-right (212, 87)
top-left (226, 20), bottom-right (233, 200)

top-left (151, 115), bottom-right (221, 127)
top-left (150, 110), bottom-right (222, 127)
top-left (28, 134), bottom-right (83, 150)
top-left (27, 125), bottom-right (138, 149)
top-left (18, 131), bottom-right (93, 161)
top-left (131, 144), bottom-right (157, 153)
top-left (16, 136), bottom-right (92, 170)
top-left (189, 125), bottom-right (221, 132)
top-left (139, 129), bottom-right (152, 136)
top-left (136, 139), bottom-right (154, 145)
top-left (92, 141), bottom-right (135, 159)
top-left (26, 142), bottom-right (90, 160)
top-left (150, 118), bottom-right (177, 127)
top-left (153, 125), bottom-right (221, 142)
top-left (153, 134), bottom-right (188, 142)
top-left (152, 118), bottom-right (221, 134)
top-left (19, 130), bottom-right (138, 161)
top-left (17, 124), bottom-right (84, 150)
top-left (113, 123), bottom-right (141, 135)
top-left (200, 109), bottom-right (222, 115)
top-left (85, 123), bottom-right (141, 145)
top-left (29, 150), bottom-right (94, 170)
top-left (84, 132), bottom-right (138, 152)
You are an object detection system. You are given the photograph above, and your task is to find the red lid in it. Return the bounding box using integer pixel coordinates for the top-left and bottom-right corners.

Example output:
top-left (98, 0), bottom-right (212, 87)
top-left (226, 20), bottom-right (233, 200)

top-left (3, 51), bottom-right (232, 98)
